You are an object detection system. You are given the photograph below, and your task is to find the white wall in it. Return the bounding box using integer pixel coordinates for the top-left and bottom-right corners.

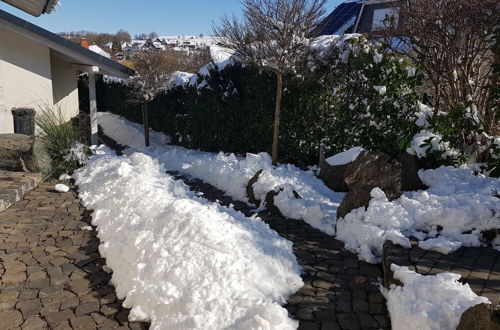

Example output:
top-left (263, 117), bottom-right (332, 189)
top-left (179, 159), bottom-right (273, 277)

top-left (0, 26), bottom-right (79, 134)
top-left (0, 26), bottom-right (53, 133)
top-left (50, 54), bottom-right (79, 122)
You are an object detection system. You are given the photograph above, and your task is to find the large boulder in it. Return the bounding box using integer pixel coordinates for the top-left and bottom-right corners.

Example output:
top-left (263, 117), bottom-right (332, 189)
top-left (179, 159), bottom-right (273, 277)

top-left (0, 134), bottom-right (51, 176)
top-left (318, 162), bottom-right (349, 192)
top-left (337, 151), bottom-right (402, 219)
top-left (457, 303), bottom-right (500, 330)
top-left (319, 147), bottom-right (365, 192)
top-left (397, 153), bottom-right (427, 191)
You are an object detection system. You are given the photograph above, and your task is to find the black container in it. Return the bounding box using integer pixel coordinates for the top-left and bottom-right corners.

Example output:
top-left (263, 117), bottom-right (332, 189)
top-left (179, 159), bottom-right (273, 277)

top-left (12, 108), bottom-right (35, 136)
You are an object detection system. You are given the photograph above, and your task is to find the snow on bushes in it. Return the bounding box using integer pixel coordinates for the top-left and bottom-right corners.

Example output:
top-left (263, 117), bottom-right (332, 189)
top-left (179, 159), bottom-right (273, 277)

top-left (382, 265), bottom-right (490, 330)
top-left (336, 166), bottom-right (500, 263)
top-left (98, 112), bottom-right (344, 235)
top-left (316, 35), bottom-right (423, 158)
top-left (73, 149), bottom-right (303, 330)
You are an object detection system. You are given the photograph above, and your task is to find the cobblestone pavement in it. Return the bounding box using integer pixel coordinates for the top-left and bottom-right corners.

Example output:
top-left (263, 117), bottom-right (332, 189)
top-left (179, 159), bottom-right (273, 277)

top-left (384, 240), bottom-right (500, 305)
top-left (0, 171), bottom-right (41, 212)
top-left (168, 172), bottom-right (391, 330)
top-left (0, 181), bottom-right (149, 330)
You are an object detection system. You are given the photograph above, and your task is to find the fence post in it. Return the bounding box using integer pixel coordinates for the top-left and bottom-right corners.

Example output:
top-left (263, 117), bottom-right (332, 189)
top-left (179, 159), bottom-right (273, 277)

top-left (319, 141), bottom-right (326, 167)
top-left (142, 103), bottom-right (150, 147)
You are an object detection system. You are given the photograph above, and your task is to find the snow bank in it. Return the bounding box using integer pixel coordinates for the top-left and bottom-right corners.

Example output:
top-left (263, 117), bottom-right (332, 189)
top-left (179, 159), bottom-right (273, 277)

top-left (97, 112), bottom-right (169, 149)
top-left (382, 265), bottom-right (490, 330)
top-left (325, 147), bottom-right (365, 166)
top-left (73, 150), bottom-right (303, 330)
top-left (337, 167), bottom-right (500, 263)
top-left (98, 112), bottom-right (344, 235)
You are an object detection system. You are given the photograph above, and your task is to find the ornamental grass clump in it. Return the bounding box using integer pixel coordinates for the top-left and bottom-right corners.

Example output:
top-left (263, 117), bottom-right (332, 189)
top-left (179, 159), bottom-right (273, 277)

top-left (36, 106), bottom-right (91, 176)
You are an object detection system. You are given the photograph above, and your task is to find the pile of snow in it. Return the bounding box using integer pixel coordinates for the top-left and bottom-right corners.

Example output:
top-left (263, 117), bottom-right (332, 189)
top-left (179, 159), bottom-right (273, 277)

top-left (98, 112), bottom-right (344, 235)
top-left (325, 147), bottom-right (365, 166)
top-left (97, 113), bottom-right (169, 149)
top-left (337, 167), bottom-right (500, 263)
top-left (382, 265), bottom-right (490, 330)
top-left (73, 150), bottom-right (303, 329)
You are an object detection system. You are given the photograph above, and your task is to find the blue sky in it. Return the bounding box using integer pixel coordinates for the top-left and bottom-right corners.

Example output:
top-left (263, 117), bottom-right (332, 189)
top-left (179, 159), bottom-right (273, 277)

top-left (0, 0), bottom-right (343, 36)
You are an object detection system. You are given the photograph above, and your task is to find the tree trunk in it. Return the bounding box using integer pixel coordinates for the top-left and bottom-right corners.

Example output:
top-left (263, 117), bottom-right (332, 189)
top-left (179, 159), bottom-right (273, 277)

top-left (272, 72), bottom-right (283, 166)
top-left (143, 102), bottom-right (150, 147)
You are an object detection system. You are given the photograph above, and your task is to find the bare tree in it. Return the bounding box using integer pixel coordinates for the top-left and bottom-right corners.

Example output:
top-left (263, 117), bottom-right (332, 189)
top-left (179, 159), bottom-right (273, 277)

top-left (213, 0), bottom-right (327, 165)
top-left (131, 51), bottom-right (179, 146)
top-left (383, 0), bottom-right (498, 139)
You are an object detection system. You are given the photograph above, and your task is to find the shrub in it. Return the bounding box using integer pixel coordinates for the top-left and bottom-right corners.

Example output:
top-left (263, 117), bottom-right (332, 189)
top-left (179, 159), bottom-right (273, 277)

top-left (36, 107), bottom-right (91, 176)
top-left (316, 36), bottom-right (424, 158)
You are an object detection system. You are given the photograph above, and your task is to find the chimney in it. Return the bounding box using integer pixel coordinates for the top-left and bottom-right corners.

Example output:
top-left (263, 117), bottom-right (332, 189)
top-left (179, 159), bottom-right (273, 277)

top-left (80, 38), bottom-right (89, 49)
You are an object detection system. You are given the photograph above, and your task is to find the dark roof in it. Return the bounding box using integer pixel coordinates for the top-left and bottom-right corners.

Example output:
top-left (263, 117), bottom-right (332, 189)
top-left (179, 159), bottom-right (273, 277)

top-left (317, 1), bottom-right (362, 35)
top-left (0, 9), bottom-right (134, 77)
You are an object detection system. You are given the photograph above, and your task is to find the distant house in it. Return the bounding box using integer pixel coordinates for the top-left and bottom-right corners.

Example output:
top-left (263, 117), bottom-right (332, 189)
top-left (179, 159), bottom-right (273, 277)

top-left (0, 2), bottom-right (134, 144)
top-left (318, 0), bottom-right (399, 36)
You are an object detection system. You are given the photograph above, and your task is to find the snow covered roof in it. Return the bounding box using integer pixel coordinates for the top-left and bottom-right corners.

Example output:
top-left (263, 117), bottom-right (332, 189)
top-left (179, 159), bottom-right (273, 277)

top-left (1, 0), bottom-right (59, 17)
top-left (89, 44), bottom-right (110, 59)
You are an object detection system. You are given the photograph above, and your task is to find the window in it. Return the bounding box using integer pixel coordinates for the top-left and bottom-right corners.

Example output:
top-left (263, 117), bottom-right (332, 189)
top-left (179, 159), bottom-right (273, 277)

top-left (371, 8), bottom-right (398, 31)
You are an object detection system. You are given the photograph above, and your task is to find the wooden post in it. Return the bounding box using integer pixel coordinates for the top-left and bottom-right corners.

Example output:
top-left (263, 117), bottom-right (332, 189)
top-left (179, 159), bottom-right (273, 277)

top-left (88, 72), bottom-right (98, 145)
top-left (271, 72), bottom-right (283, 166)
top-left (142, 103), bottom-right (150, 147)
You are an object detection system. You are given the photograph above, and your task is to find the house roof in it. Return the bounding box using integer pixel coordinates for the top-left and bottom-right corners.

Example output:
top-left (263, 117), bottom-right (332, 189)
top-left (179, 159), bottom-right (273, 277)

top-left (317, 0), bottom-right (398, 35)
top-left (0, 9), bottom-right (134, 78)
top-left (1, 0), bottom-right (58, 17)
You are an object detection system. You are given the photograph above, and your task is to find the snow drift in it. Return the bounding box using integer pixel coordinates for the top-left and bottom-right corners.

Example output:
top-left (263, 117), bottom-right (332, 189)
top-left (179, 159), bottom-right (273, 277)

top-left (337, 167), bottom-right (500, 263)
top-left (73, 150), bottom-right (303, 329)
top-left (382, 265), bottom-right (490, 330)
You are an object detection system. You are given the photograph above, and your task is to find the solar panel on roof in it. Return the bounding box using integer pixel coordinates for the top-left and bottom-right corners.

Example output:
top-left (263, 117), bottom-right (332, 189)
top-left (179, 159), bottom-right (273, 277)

top-left (318, 1), bottom-right (362, 35)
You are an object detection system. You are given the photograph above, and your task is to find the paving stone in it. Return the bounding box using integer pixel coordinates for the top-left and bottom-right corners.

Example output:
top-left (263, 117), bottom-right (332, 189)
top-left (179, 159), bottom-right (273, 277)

top-left (75, 300), bottom-right (100, 316)
top-left (16, 299), bottom-right (41, 318)
top-left (0, 310), bottom-right (23, 329)
top-left (296, 308), bottom-right (316, 321)
top-left (44, 310), bottom-right (74, 328)
top-left (356, 313), bottom-right (378, 328)
top-left (297, 321), bottom-right (320, 330)
top-left (337, 313), bottom-right (360, 330)
top-left (0, 291), bottom-right (19, 310)
top-left (21, 315), bottom-right (46, 330)
top-left (70, 315), bottom-right (97, 330)
top-left (2, 271), bottom-right (26, 285)
top-left (374, 315), bottom-right (390, 328)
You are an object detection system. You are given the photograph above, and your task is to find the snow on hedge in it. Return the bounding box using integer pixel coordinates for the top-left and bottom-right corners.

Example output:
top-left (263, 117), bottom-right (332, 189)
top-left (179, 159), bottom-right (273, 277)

top-left (382, 265), bottom-right (490, 330)
top-left (73, 150), bottom-right (303, 330)
top-left (337, 167), bottom-right (500, 263)
top-left (98, 112), bottom-right (344, 235)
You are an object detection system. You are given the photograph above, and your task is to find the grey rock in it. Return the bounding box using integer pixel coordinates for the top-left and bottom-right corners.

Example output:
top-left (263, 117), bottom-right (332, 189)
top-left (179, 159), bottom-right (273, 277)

top-left (318, 161), bottom-right (349, 192)
top-left (246, 169), bottom-right (263, 205)
top-left (457, 303), bottom-right (500, 330)
top-left (337, 151), bottom-right (402, 219)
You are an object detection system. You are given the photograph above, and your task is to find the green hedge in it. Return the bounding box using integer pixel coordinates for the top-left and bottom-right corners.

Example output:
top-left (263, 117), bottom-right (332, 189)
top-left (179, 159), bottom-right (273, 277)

top-left (97, 37), bottom-right (425, 166)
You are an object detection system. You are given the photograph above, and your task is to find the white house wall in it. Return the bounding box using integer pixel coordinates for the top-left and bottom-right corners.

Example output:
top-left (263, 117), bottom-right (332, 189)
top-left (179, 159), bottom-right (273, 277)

top-left (50, 54), bottom-right (79, 122)
top-left (0, 26), bottom-right (79, 134)
top-left (0, 26), bottom-right (53, 133)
